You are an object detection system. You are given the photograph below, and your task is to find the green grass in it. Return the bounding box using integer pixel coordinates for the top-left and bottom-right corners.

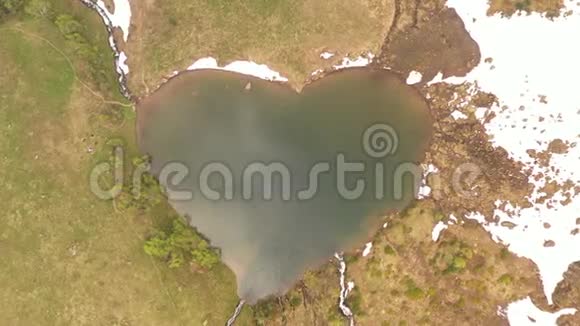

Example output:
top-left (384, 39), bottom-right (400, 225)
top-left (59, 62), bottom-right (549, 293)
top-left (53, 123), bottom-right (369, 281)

top-left (0, 4), bottom-right (253, 325)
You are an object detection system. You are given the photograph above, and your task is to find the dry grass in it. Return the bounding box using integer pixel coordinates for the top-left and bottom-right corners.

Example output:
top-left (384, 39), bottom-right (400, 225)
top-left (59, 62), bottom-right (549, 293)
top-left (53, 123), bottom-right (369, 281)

top-left (125, 0), bottom-right (395, 95)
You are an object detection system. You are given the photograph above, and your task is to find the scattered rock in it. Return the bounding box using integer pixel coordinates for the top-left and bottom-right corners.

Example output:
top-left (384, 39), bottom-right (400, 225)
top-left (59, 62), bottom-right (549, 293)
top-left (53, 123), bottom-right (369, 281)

top-left (547, 139), bottom-right (569, 154)
top-left (543, 240), bottom-right (556, 248)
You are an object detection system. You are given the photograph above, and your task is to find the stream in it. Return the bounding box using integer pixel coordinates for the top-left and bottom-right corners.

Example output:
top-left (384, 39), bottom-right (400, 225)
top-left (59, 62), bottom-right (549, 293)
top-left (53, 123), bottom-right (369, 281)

top-left (78, 0), bottom-right (133, 100)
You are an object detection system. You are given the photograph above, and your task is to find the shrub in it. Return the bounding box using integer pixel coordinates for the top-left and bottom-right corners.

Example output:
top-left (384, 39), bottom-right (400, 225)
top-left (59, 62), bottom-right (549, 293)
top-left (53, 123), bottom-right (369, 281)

top-left (115, 155), bottom-right (163, 212)
top-left (384, 244), bottom-right (395, 255)
top-left (191, 239), bottom-right (220, 269)
top-left (499, 247), bottom-right (510, 259)
top-left (24, 0), bottom-right (52, 19)
top-left (498, 273), bottom-right (513, 285)
top-left (436, 240), bottom-right (473, 274)
top-left (346, 288), bottom-right (364, 315)
top-left (404, 278), bottom-right (425, 300)
top-left (0, 0), bottom-right (23, 21)
top-left (253, 299), bottom-right (278, 325)
top-left (0, 0), bottom-right (24, 14)
top-left (452, 256), bottom-right (467, 270)
top-left (143, 231), bottom-right (171, 257)
top-left (288, 295), bottom-right (302, 308)
top-left (53, 13), bottom-right (114, 92)
top-left (144, 218), bottom-right (220, 269)
top-left (54, 14), bottom-right (83, 37)
top-left (515, 0), bottom-right (531, 11)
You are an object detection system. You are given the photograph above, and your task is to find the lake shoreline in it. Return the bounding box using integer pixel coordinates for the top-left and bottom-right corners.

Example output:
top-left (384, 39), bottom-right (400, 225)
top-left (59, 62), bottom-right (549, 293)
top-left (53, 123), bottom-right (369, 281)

top-left (137, 67), bottom-right (433, 303)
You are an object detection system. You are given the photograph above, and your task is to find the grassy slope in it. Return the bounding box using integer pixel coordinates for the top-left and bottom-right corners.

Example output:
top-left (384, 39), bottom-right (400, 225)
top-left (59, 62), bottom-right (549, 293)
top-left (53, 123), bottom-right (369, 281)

top-left (0, 6), bottom-right (252, 325)
top-left (126, 0), bottom-right (394, 95)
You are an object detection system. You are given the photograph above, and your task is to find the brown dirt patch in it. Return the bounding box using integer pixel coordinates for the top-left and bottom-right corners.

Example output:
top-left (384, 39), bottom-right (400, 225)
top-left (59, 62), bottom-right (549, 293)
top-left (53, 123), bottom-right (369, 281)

top-left (554, 262), bottom-right (580, 324)
top-left (378, 7), bottom-right (481, 84)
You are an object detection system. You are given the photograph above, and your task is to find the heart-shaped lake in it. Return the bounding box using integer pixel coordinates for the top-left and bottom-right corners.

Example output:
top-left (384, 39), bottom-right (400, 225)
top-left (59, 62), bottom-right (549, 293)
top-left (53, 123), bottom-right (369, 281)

top-left (137, 67), bottom-right (432, 303)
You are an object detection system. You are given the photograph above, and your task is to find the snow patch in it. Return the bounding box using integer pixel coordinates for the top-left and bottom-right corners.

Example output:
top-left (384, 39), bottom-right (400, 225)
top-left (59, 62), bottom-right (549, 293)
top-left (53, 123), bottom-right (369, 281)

top-left (432, 222), bottom-right (448, 241)
top-left (311, 68), bottom-right (324, 76)
top-left (450, 110), bottom-right (468, 120)
top-left (333, 53), bottom-right (374, 69)
top-left (335, 253), bottom-right (355, 326)
top-left (474, 107), bottom-right (488, 120)
top-left (427, 71), bottom-right (445, 86)
top-left (417, 164), bottom-right (439, 199)
top-left (96, 0), bottom-right (131, 42)
top-left (439, 0), bottom-right (580, 312)
top-left (186, 57), bottom-right (289, 82)
top-left (117, 51), bottom-right (129, 74)
top-left (448, 214), bottom-right (458, 224)
top-left (406, 70), bottom-right (423, 85)
top-left (347, 281), bottom-right (355, 291)
top-left (362, 242), bottom-right (373, 257)
top-left (502, 297), bottom-right (576, 325)
top-left (320, 51), bottom-right (335, 59)
top-left (79, 0), bottom-right (131, 99)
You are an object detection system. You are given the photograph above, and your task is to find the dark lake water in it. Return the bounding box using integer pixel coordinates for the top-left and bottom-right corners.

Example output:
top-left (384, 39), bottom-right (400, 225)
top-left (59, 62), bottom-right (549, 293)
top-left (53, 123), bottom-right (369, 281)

top-left (137, 68), bottom-right (432, 303)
